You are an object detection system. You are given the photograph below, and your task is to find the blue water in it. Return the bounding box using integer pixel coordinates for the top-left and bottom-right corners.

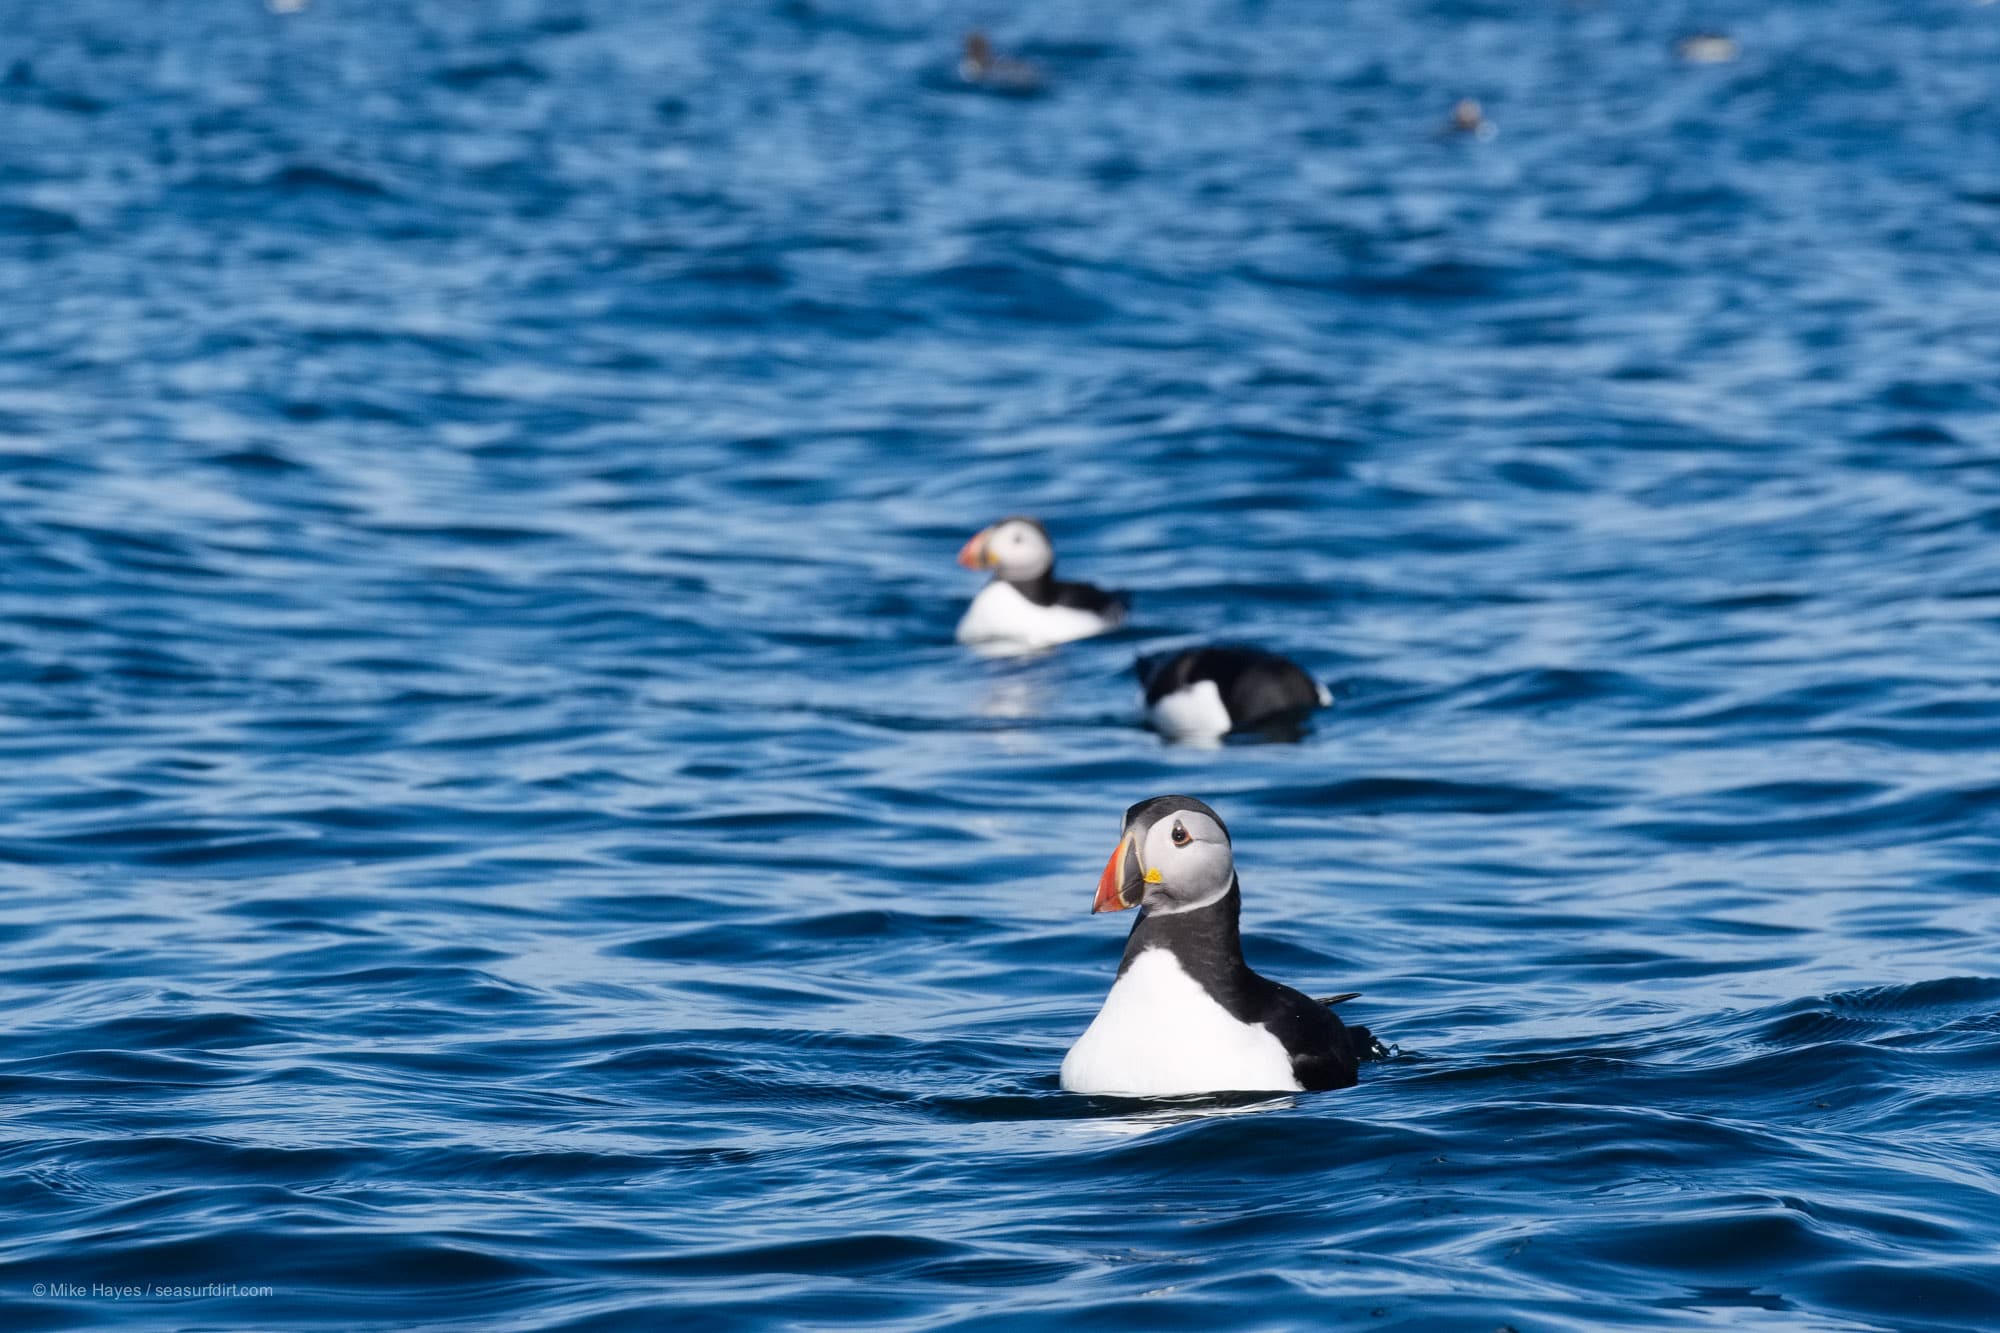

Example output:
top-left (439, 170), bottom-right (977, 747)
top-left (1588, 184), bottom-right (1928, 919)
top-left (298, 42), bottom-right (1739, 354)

top-left (4, 0), bottom-right (2000, 1328)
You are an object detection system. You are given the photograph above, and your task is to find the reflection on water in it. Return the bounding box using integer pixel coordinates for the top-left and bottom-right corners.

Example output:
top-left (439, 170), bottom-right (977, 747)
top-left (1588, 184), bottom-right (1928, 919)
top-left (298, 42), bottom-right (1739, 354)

top-left (1074, 1093), bottom-right (1301, 1138)
top-left (976, 673), bottom-right (1048, 721)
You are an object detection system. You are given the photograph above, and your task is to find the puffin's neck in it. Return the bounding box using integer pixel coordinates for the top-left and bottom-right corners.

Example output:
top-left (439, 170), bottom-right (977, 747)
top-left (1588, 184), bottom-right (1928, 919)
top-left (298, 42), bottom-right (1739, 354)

top-left (1002, 569), bottom-right (1056, 606)
top-left (1118, 879), bottom-right (1244, 977)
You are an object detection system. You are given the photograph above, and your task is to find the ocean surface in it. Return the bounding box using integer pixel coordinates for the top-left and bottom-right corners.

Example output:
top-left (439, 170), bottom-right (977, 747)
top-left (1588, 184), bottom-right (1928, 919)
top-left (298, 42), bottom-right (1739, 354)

top-left (4, 0), bottom-right (2000, 1328)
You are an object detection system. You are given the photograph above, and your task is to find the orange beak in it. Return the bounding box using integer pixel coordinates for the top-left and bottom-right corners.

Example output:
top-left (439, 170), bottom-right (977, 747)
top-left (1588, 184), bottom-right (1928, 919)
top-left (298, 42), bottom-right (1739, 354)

top-left (956, 526), bottom-right (995, 570)
top-left (1094, 833), bottom-right (1145, 914)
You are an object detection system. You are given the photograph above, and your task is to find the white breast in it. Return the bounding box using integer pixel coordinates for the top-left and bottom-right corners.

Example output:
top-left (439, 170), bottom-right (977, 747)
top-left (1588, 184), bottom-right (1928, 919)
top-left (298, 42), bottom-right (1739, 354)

top-left (1060, 948), bottom-right (1301, 1096)
top-left (956, 580), bottom-right (1113, 648)
top-left (1147, 679), bottom-right (1234, 739)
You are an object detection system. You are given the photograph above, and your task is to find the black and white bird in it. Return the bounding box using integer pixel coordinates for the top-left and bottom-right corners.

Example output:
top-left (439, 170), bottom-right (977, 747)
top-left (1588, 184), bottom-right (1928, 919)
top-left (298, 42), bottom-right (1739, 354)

top-left (956, 517), bottom-right (1127, 648)
top-left (1136, 645), bottom-right (1330, 740)
top-left (959, 32), bottom-right (1045, 95)
top-left (1674, 31), bottom-right (1739, 64)
top-left (1061, 796), bottom-right (1375, 1096)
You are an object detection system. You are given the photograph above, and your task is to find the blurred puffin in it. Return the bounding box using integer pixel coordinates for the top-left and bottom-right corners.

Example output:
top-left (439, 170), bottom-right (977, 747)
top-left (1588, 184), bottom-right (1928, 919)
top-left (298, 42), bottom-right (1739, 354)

top-left (1061, 795), bottom-right (1374, 1096)
top-left (959, 32), bottom-right (1045, 94)
top-left (1136, 645), bottom-right (1330, 740)
top-left (1446, 97), bottom-right (1495, 140)
top-left (955, 516), bottom-right (1127, 647)
top-left (1675, 32), bottom-right (1739, 63)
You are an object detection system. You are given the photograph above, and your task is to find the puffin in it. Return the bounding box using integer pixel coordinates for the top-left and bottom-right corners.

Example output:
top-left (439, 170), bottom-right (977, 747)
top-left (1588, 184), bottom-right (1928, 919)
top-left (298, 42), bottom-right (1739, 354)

top-left (1136, 645), bottom-right (1330, 739)
top-left (956, 517), bottom-right (1127, 648)
top-left (959, 32), bottom-right (1045, 95)
top-left (1674, 31), bottom-right (1739, 63)
top-left (1061, 795), bottom-right (1374, 1096)
top-left (1445, 97), bottom-right (1496, 140)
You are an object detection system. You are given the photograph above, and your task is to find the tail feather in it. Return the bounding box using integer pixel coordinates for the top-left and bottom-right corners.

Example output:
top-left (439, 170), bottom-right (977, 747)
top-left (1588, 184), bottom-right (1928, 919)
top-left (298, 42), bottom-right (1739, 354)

top-left (1320, 993), bottom-right (1388, 1062)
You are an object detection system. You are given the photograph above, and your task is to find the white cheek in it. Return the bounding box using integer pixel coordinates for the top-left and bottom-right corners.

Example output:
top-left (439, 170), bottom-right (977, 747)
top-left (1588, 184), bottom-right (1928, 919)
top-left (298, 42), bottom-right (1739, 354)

top-left (1141, 842), bottom-right (1229, 914)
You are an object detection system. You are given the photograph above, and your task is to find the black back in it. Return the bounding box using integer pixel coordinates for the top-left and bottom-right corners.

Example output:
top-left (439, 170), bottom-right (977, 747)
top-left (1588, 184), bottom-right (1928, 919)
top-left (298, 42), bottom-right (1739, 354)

top-left (1117, 879), bottom-right (1365, 1091)
top-left (1009, 572), bottom-right (1129, 622)
top-left (1135, 645), bottom-right (1323, 729)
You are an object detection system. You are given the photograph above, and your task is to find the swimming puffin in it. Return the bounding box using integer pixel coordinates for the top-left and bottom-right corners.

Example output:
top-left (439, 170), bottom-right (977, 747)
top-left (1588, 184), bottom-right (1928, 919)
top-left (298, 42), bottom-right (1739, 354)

top-left (959, 32), bottom-right (1045, 94)
top-left (1136, 645), bottom-right (1330, 739)
top-left (1061, 796), bottom-right (1373, 1096)
top-left (1445, 97), bottom-right (1495, 140)
top-left (956, 517), bottom-right (1127, 648)
top-left (1674, 32), bottom-right (1739, 63)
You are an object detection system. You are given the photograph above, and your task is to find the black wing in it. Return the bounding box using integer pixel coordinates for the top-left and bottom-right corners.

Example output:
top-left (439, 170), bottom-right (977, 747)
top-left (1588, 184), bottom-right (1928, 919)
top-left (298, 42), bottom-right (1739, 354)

top-left (1254, 978), bottom-right (1361, 1091)
top-left (1050, 579), bottom-right (1128, 623)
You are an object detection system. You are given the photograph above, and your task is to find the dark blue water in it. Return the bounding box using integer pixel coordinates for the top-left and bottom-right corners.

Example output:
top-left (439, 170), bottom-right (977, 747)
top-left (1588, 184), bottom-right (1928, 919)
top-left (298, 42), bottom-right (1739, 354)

top-left (5, 0), bottom-right (2000, 1328)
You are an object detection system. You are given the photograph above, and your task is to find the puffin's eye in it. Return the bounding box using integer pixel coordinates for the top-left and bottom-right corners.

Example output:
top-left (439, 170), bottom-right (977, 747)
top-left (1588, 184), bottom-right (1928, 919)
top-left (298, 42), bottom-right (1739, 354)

top-left (1170, 822), bottom-right (1190, 847)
